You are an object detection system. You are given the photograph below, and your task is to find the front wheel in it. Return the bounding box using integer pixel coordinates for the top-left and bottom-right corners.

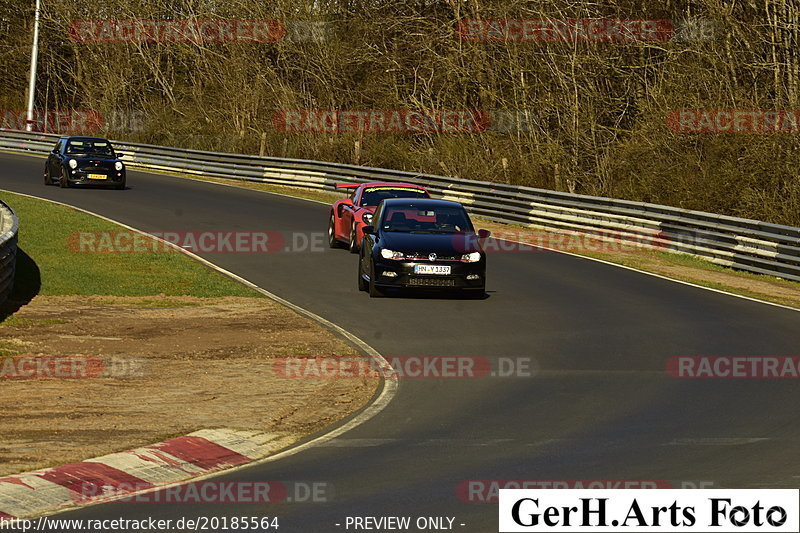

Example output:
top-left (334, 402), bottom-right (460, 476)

top-left (44, 164), bottom-right (51, 185)
top-left (348, 223), bottom-right (359, 254)
top-left (59, 167), bottom-right (70, 188)
top-left (115, 178), bottom-right (126, 190)
top-left (357, 259), bottom-right (368, 292)
top-left (368, 260), bottom-right (383, 298)
top-left (328, 214), bottom-right (341, 248)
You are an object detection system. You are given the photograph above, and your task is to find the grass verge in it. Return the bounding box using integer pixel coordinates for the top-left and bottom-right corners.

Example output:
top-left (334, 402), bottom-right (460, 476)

top-left (1, 190), bottom-right (258, 298)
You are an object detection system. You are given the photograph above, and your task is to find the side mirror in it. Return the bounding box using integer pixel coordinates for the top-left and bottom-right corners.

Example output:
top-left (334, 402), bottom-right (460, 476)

top-left (477, 229), bottom-right (491, 239)
top-left (362, 225), bottom-right (375, 235)
top-left (117, 153), bottom-right (124, 158)
top-left (337, 198), bottom-right (352, 217)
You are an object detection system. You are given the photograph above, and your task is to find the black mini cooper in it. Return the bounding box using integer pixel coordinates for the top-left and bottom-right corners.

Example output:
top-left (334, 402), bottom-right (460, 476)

top-left (44, 136), bottom-right (126, 189)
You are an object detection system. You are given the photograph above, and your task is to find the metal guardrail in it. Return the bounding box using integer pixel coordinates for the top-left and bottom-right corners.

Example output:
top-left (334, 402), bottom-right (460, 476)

top-left (0, 199), bottom-right (19, 305)
top-left (2, 128), bottom-right (800, 283)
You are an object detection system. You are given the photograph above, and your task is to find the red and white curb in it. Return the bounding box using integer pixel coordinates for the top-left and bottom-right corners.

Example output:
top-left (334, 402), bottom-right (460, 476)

top-left (0, 429), bottom-right (294, 519)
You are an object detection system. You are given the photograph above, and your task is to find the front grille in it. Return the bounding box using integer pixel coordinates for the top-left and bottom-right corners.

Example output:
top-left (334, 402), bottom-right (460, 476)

top-left (408, 277), bottom-right (456, 287)
top-left (405, 253), bottom-right (459, 261)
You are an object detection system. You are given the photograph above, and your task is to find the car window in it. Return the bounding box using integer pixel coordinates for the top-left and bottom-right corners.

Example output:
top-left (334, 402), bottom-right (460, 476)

top-left (65, 139), bottom-right (115, 156)
top-left (381, 205), bottom-right (472, 233)
top-left (359, 187), bottom-right (428, 207)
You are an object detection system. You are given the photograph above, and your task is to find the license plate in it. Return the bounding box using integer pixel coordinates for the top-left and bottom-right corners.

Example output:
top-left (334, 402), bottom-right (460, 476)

top-left (414, 265), bottom-right (451, 275)
top-left (87, 173), bottom-right (106, 180)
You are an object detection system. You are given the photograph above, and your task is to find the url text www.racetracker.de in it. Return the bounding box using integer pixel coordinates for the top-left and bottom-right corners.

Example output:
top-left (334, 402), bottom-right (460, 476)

top-left (0, 515), bottom-right (279, 532)
top-left (0, 515), bottom-right (470, 531)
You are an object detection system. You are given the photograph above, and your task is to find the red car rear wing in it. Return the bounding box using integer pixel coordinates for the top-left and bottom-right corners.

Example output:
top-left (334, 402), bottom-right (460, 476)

top-left (335, 182), bottom-right (360, 189)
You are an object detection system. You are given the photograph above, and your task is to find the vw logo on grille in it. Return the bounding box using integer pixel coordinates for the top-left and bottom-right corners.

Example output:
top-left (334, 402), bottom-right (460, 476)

top-left (428, 253), bottom-right (437, 261)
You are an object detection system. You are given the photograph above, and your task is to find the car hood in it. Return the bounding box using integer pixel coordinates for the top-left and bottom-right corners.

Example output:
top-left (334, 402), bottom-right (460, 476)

top-left (378, 231), bottom-right (482, 255)
top-left (69, 156), bottom-right (120, 163)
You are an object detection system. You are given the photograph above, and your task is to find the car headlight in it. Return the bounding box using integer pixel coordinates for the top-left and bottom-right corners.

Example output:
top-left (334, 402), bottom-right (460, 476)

top-left (462, 252), bottom-right (481, 263)
top-left (362, 213), bottom-right (373, 224)
top-left (380, 249), bottom-right (404, 260)
top-left (114, 162), bottom-right (123, 171)
top-left (68, 159), bottom-right (77, 169)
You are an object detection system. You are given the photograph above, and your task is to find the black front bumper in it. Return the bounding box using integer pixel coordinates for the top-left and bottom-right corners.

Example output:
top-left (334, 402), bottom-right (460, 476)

top-left (372, 259), bottom-right (486, 291)
top-left (67, 168), bottom-right (125, 186)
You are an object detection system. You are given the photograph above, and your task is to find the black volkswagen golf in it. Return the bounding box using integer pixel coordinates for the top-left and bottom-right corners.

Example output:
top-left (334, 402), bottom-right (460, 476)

top-left (44, 136), bottom-right (126, 189)
top-left (358, 198), bottom-right (490, 298)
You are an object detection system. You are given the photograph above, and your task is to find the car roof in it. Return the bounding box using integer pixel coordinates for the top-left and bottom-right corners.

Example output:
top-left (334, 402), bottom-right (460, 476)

top-left (379, 198), bottom-right (464, 209)
top-left (60, 136), bottom-right (112, 142)
top-left (361, 182), bottom-right (426, 190)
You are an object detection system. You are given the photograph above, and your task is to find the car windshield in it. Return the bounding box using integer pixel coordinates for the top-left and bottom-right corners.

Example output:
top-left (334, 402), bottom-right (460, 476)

top-left (65, 140), bottom-right (114, 157)
top-left (381, 205), bottom-right (472, 233)
top-left (360, 187), bottom-right (428, 207)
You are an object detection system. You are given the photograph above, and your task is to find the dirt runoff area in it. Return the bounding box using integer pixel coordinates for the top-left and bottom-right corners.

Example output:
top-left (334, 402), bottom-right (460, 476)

top-left (0, 295), bottom-right (379, 477)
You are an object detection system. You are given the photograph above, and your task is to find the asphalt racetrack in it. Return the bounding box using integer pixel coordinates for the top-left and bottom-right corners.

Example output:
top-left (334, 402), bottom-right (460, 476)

top-left (1, 152), bottom-right (798, 532)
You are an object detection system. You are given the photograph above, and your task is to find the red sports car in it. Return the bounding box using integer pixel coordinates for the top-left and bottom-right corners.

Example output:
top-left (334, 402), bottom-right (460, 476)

top-left (328, 182), bottom-right (431, 252)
